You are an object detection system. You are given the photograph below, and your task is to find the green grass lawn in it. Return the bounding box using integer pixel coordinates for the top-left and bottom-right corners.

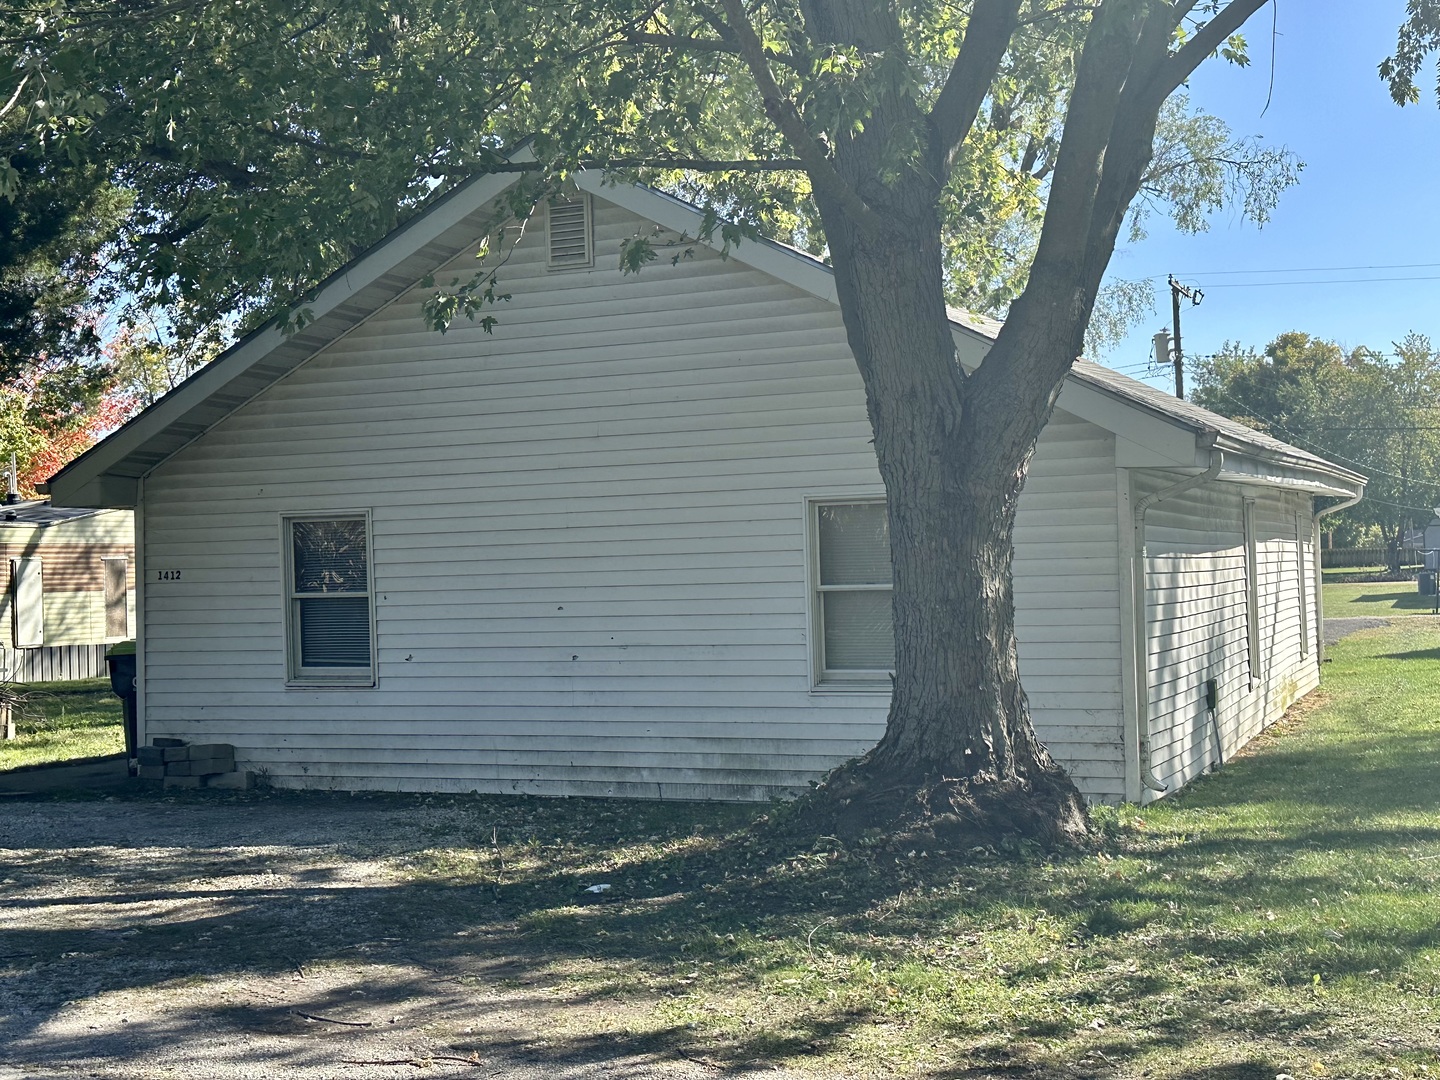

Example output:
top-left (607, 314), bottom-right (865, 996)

top-left (0, 678), bottom-right (123, 771)
top-left (1323, 578), bottom-right (1438, 617)
top-left (353, 620), bottom-right (1440, 1077)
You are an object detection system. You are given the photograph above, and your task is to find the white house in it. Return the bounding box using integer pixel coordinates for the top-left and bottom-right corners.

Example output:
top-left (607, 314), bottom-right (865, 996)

top-left (45, 172), bottom-right (1364, 803)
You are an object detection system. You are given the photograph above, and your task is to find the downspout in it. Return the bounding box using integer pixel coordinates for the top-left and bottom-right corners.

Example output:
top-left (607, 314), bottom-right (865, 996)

top-left (1131, 432), bottom-right (1223, 794)
top-left (1313, 489), bottom-right (1365, 664)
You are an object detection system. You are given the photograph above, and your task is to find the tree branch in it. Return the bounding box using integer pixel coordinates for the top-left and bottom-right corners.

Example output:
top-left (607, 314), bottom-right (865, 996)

top-left (621, 30), bottom-right (801, 67)
top-left (1159, 0), bottom-right (1269, 97)
top-left (452, 156), bottom-right (805, 175)
top-left (141, 143), bottom-right (262, 189)
top-left (713, 0), bottom-right (885, 235)
top-left (1021, 0), bottom-right (1148, 278)
top-left (929, 0), bottom-right (1024, 169)
top-left (259, 126), bottom-right (376, 161)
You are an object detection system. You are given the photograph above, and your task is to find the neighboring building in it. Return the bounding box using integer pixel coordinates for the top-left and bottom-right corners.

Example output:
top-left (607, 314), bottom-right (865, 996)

top-left (45, 173), bottom-right (1364, 803)
top-left (0, 501), bottom-right (135, 682)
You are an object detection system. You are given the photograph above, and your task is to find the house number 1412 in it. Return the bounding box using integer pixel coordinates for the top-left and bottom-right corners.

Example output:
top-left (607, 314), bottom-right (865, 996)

top-left (154, 570), bottom-right (183, 581)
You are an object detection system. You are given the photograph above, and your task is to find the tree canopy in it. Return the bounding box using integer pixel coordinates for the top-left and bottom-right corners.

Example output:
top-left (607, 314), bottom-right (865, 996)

top-left (0, 1), bottom-right (1294, 346)
top-left (1194, 331), bottom-right (1440, 559)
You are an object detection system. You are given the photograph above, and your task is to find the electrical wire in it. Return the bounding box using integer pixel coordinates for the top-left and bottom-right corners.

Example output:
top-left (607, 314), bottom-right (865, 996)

top-left (1198, 274), bottom-right (1440, 289)
top-left (1202, 385), bottom-right (1440, 491)
top-left (1160, 261), bottom-right (1440, 278)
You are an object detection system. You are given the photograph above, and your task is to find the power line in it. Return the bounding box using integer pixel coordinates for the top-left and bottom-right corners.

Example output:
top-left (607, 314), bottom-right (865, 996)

top-left (1162, 260), bottom-right (1440, 278)
top-left (1354, 494), bottom-right (1440, 513)
top-left (1197, 274), bottom-right (1440, 289)
top-left (1202, 386), bottom-right (1440, 491)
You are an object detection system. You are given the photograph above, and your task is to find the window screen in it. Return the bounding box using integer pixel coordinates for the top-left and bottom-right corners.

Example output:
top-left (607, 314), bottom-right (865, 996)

top-left (814, 501), bottom-right (894, 679)
top-left (286, 516), bottom-right (374, 681)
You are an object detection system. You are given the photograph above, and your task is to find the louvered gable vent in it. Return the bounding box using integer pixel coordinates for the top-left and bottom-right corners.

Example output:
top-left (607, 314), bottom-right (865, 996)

top-left (547, 196), bottom-right (593, 269)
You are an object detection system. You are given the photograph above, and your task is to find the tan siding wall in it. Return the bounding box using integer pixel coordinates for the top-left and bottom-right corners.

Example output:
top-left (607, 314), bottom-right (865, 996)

top-left (0, 512), bottom-right (135, 647)
top-left (141, 199), bottom-right (1123, 800)
top-left (1138, 474), bottom-right (1317, 797)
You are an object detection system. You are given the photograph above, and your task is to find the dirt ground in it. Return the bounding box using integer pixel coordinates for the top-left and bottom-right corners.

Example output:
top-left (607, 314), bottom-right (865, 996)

top-left (0, 793), bottom-right (798, 1080)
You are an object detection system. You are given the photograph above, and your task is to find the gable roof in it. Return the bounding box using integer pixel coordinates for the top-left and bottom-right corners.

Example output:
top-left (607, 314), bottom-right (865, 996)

top-left (47, 170), bottom-right (1363, 507)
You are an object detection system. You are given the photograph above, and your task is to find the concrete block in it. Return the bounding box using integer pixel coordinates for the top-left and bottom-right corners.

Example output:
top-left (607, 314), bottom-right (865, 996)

top-left (205, 770), bottom-right (255, 790)
top-left (162, 775), bottom-right (204, 789)
top-left (186, 744), bottom-right (235, 761)
top-left (151, 738), bottom-right (185, 748)
top-left (136, 764), bottom-right (166, 780)
top-left (172, 758), bottom-right (233, 777)
top-left (136, 746), bottom-right (166, 766)
top-left (162, 746), bottom-right (191, 763)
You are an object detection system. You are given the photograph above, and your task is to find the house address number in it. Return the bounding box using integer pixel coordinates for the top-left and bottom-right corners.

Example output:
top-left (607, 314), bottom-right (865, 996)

top-left (154, 570), bottom-right (183, 581)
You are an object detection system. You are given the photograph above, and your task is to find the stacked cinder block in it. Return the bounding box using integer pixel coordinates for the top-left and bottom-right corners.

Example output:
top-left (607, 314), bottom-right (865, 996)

top-left (135, 738), bottom-right (254, 789)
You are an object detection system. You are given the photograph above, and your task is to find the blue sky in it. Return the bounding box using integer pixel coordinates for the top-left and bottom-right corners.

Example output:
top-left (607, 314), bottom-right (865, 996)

top-left (1097, 2), bottom-right (1440, 387)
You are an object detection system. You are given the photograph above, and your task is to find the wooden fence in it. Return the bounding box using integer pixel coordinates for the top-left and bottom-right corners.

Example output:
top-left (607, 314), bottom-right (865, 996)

top-left (1320, 546), bottom-right (1424, 569)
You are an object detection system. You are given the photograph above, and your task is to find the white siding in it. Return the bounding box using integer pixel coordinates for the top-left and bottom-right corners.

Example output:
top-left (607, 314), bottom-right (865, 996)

top-left (1015, 414), bottom-right (1125, 802)
top-left (1138, 473), bottom-right (1318, 796)
top-left (141, 197), bottom-right (1123, 801)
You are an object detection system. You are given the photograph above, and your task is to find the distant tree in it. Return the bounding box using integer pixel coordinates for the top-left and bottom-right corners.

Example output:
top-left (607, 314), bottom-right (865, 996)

top-left (107, 317), bottom-right (227, 412)
top-left (0, 142), bottom-right (126, 377)
top-left (1194, 331), bottom-right (1440, 570)
top-left (0, 354), bottom-right (133, 495)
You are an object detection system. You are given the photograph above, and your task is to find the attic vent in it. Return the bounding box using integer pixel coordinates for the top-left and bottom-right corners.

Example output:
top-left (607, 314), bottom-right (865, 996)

top-left (546, 196), bottom-right (593, 270)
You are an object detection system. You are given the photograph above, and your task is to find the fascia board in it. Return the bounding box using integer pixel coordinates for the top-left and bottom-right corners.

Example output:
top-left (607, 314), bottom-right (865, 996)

top-left (1217, 452), bottom-right (1365, 498)
top-left (49, 169), bottom-right (526, 505)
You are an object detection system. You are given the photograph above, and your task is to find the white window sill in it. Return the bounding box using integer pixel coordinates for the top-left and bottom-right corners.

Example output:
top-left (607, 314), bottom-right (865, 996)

top-left (809, 681), bottom-right (892, 696)
top-left (286, 675), bottom-right (375, 690)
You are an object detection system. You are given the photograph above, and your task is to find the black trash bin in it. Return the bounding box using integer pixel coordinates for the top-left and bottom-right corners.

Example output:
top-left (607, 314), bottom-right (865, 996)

top-left (106, 641), bottom-right (137, 770)
top-left (1421, 572), bottom-right (1437, 597)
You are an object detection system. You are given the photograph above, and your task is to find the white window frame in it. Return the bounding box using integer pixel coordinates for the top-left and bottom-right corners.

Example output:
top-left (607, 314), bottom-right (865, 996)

top-left (805, 494), bottom-right (894, 693)
top-left (282, 511), bottom-right (376, 688)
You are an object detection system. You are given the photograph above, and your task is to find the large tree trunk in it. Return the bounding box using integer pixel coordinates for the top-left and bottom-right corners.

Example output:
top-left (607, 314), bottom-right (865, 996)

top-left (816, 188), bottom-right (1089, 844)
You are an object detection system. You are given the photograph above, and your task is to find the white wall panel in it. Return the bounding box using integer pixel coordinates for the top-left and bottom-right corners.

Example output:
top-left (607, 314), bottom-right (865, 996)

top-left (142, 197), bottom-right (1126, 800)
top-left (1138, 473), bottom-right (1318, 797)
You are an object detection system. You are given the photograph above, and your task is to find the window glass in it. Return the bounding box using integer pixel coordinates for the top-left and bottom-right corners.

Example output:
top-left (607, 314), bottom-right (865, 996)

top-left (818, 503), bottom-right (891, 585)
top-left (813, 500), bottom-right (893, 682)
top-left (822, 590), bottom-right (894, 670)
top-left (298, 596), bottom-right (371, 668)
top-left (292, 519), bottom-right (368, 592)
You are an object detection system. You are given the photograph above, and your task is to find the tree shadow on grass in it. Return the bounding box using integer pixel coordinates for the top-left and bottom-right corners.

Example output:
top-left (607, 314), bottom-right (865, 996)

top-left (2, 740), bottom-right (1437, 1078)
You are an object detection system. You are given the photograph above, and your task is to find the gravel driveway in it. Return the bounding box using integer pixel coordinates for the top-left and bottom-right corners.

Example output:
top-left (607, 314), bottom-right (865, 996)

top-left (0, 796), bottom-right (794, 1080)
top-left (1323, 616), bottom-right (1395, 645)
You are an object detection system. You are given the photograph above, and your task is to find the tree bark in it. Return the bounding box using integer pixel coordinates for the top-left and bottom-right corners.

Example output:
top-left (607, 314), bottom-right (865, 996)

top-left (815, 185), bottom-right (1087, 840)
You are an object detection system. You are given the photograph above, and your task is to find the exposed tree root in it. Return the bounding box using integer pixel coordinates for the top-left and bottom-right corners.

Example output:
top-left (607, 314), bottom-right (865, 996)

top-left (785, 757), bottom-right (1092, 853)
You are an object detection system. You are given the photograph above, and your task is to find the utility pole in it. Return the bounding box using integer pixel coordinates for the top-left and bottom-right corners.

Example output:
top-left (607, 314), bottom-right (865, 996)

top-left (1168, 275), bottom-right (1202, 400)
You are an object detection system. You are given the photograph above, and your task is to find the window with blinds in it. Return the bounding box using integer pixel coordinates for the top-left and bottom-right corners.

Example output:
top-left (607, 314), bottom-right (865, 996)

top-left (811, 499), bottom-right (893, 686)
top-left (284, 514), bottom-right (375, 685)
